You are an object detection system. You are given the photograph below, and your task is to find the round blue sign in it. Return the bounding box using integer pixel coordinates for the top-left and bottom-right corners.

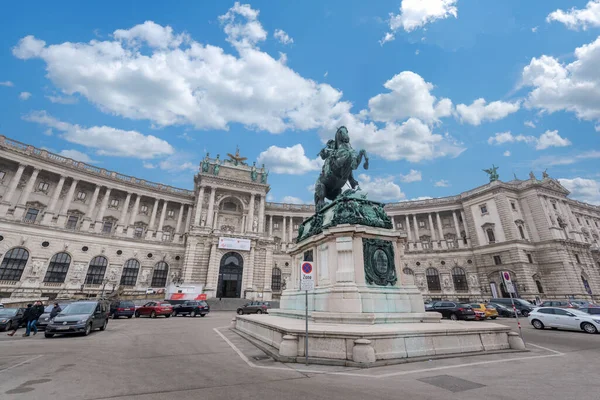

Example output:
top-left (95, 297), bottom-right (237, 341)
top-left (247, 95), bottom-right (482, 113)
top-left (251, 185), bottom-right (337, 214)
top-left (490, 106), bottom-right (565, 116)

top-left (302, 262), bottom-right (312, 274)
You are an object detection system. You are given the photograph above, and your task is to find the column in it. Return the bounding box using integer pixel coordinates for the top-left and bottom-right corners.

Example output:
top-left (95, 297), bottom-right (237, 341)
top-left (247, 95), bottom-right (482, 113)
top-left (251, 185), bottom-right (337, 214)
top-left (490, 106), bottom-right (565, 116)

top-left (206, 187), bottom-right (216, 228)
top-left (115, 192), bottom-right (132, 234)
top-left (205, 242), bottom-right (219, 296)
top-left (144, 198), bottom-right (159, 238)
top-left (193, 186), bottom-right (205, 226)
top-left (460, 210), bottom-right (470, 245)
top-left (126, 194), bottom-right (141, 237)
top-left (42, 175), bottom-right (66, 225)
top-left (184, 205), bottom-right (193, 233)
top-left (288, 216), bottom-right (293, 243)
top-left (258, 194), bottom-right (265, 233)
top-left (94, 188), bottom-right (112, 233)
top-left (412, 214), bottom-right (420, 242)
top-left (282, 215), bottom-right (287, 243)
top-left (80, 185), bottom-right (100, 231)
top-left (428, 213), bottom-right (437, 241)
top-left (245, 246), bottom-right (255, 291)
top-left (56, 178), bottom-right (79, 225)
top-left (263, 247), bottom-right (274, 300)
top-left (13, 167), bottom-right (40, 219)
top-left (405, 215), bottom-right (412, 242)
top-left (0, 164), bottom-right (26, 210)
top-left (213, 209), bottom-right (219, 229)
top-left (436, 212), bottom-right (444, 241)
top-left (157, 200), bottom-right (168, 232)
top-left (268, 215), bottom-right (273, 236)
top-left (175, 203), bottom-right (185, 233)
top-left (452, 210), bottom-right (462, 248)
top-left (246, 193), bottom-right (256, 232)
top-left (392, 216), bottom-right (396, 231)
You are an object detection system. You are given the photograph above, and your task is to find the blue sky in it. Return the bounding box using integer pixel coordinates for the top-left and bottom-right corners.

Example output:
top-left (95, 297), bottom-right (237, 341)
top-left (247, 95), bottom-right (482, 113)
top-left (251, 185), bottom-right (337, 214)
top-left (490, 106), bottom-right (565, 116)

top-left (1, 0), bottom-right (600, 205)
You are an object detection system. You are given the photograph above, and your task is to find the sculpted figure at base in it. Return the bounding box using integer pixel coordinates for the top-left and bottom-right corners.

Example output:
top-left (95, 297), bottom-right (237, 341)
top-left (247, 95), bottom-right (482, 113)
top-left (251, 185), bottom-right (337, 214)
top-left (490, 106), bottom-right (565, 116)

top-left (314, 126), bottom-right (369, 212)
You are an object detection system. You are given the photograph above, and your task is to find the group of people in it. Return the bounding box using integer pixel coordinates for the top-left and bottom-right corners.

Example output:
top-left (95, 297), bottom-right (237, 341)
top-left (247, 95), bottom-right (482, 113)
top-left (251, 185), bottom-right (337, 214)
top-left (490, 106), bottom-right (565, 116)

top-left (6, 301), bottom-right (62, 337)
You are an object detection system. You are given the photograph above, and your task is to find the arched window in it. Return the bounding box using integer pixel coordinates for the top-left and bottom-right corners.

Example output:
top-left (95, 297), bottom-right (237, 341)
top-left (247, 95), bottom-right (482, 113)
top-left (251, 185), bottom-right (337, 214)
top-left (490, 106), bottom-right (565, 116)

top-left (486, 228), bottom-right (496, 243)
top-left (151, 261), bottom-right (169, 287)
top-left (271, 267), bottom-right (282, 291)
top-left (43, 252), bottom-right (71, 283)
top-left (0, 247), bottom-right (29, 281)
top-left (452, 267), bottom-right (468, 291)
top-left (535, 280), bottom-right (544, 294)
top-left (403, 268), bottom-right (414, 275)
top-left (426, 268), bottom-right (441, 291)
top-left (120, 259), bottom-right (140, 286)
top-left (85, 256), bottom-right (108, 284)
top-left (518, 225), bottom-right (526, 240)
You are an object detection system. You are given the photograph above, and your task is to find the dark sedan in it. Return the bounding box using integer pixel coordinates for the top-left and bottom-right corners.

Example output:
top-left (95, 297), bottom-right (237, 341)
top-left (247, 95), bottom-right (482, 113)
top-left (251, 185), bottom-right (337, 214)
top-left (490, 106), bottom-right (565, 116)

top-left (425, 301), bottom-right (476, 321)
top-left (0, 308), bottom-right (25, 331)
top-left (237, 301), bottom-right (271, 315)
top-left (172, 301), bottom-right (210, 317)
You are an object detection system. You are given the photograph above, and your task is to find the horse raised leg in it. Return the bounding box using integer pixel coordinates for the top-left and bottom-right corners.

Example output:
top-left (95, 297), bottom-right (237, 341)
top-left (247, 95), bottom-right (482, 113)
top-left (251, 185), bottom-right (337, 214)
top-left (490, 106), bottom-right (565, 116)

top-left (314, 178), bottom-right (326, 212)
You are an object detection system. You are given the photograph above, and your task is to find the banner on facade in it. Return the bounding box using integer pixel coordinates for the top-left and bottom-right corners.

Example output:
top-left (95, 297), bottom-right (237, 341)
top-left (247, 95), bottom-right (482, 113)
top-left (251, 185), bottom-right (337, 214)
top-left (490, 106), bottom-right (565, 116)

top-left (218, 237), bottom-right (251, 251)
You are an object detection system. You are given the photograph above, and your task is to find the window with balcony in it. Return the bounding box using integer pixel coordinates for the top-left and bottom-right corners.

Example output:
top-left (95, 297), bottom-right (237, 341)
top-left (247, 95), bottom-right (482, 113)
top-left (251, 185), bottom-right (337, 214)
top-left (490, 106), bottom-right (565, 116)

top-left (134, 226), bottom-right (144, 238)
top-left (518, 225), bottom-right (526, 240)
top-left (24, 208), bottom-right (39, 223)
top-left (102, 221), bottom-right (113, 234)
top-left (493, 255), bottom-right (502, 265)
top-left (76, 191), bottom-right (86, 200)
top-left (486, 228), bottom-right (496, 243)
top-left (66, 215), bottom-right (79, 230)
top-left (162, 231), bottom-right (171, 242)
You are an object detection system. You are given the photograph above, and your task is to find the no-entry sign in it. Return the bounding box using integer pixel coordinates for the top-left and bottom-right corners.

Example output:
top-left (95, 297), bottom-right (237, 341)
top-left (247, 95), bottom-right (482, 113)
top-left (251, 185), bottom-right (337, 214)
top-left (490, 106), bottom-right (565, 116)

top-left (300, 261), bottom-right (315, 291)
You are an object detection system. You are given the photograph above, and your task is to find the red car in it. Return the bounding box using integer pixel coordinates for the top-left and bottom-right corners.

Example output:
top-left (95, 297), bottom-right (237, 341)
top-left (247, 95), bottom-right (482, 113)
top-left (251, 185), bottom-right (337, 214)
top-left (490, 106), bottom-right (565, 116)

top-left (135, 301), bottom-right (173, 318)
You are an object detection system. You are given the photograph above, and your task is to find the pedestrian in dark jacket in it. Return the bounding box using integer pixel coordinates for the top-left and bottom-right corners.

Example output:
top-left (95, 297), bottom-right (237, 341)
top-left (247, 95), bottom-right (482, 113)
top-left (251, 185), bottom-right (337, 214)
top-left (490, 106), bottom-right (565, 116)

top-left (24, 301), bottom-right (44, 337)
top-left (49, 303), bottom-right (62, 319)
top-left (7, 304), bottom-right (32, 336)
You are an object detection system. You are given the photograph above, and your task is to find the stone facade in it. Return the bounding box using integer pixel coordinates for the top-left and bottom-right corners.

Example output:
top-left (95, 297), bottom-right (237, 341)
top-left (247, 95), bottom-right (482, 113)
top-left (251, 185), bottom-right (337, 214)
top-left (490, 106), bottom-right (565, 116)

top-left (0, 135), bottom-right (599, 301)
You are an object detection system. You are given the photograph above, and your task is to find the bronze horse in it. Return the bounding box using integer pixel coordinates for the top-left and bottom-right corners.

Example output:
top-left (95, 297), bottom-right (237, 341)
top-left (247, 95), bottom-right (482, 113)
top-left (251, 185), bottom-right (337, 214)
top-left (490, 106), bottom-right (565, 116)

top-left (314, 126), bottom-right (369, 212)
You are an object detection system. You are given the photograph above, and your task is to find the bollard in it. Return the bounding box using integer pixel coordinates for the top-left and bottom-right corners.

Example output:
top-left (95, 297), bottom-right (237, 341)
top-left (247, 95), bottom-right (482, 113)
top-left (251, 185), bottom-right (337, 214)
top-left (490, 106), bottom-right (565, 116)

top-left (352, 338), bottom-right (376, 364)
top-left (230, 317), bottom-right (237, 329)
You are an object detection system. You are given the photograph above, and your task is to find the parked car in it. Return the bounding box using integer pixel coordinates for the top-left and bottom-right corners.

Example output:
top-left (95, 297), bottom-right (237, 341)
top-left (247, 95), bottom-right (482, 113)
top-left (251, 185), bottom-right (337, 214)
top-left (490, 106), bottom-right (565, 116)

top-left (110, 300), bottom-right (136, 319)
top-left (539, 300), bottom-right (579, 309)
top-left (529, 307), bottom-right (600, 334)
top-left (578, 307), bottom-right (600, 315)
top-left (135, 301), bottom-right (173, 318)
top-left (172, 301), bottom-right (210, 317)
top-left (37, 302), bottom-right (71, 330)
top-left (425, 301), bottom-right (476, 321)
top-left (489, 298), bottom-right (534, 317)
top-left (237, 301), bottom-right (271, 315)
top-left (0, 308), bottom-right (25, 331)
top-left (45, 300), bottom-right (110, 337)
top-left (489, 303), bottom-right (520, 318)
top-left (569, 300), bottom-right (597, 309)
top-left (470, 303), bottom-right (499, 320)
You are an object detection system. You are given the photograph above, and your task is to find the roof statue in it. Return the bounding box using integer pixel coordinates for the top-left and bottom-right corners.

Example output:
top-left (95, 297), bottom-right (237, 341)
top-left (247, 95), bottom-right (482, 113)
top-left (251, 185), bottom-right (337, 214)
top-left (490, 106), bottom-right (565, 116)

top-left (483, 165), bottom-right (499, 182)
top-left (542, 169), bottom-right (549, 179)
top-left (227, 146), bottom-right (247, 166)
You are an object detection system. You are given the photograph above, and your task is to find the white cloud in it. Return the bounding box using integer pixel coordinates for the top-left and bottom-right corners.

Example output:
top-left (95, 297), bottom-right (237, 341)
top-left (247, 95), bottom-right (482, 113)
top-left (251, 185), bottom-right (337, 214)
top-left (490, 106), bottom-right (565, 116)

top-left (383, 0), bottom-right (458, 43)
top-left (456, 98), bottom-right (520, 126)
top-left (19, 91), bottom-right (31, 100)
top-left (23, 110), bottom-right (174, 159)
top-left (532, 150), bottom-right (600, 166)
top-left (143, 162), bottom-right (156, 169)
top-left (282, 196), bottom-right (303, 204)
top-left (488, 130), bottom-right (571, 150)
top-left (547, 1), bottom-right (600, 30)
top-left (43, 128), bottom-right (52, 136)
top-left (532, 26), bottom-right (539, 33)
top-left (415, 49), bottom-right (420, 55)
top-left (46, 95), bottom-right (78, 104)
top-left (113, 21), bottom-right (189, 49)
top-left (524, 120), bottom-right (536, 128)
top-left (158, 157), bottom-right (196, 172)
top-left (0, 81), bottom-right (14, 87)
top-left (357, 174), bottom-right (405, 202)
top-left (58, 149), bottom-right (95, 163)
top-left (274, 29), bottom-right (293, 45)
top-left (521, 37), bottom-right (600, 122)
top-left (503, 150), bottom-right (511, 157)
top-left (257, 144), bottom-right (322, 175)
top-left (399, 169), bottom-right (422, 183)
top-left (307, 184), bottom-right (316, 194)
top-left (535, 130), bottom-right (571, 150)
top-left (368, 71), bottom-right (453, 123)
top-left (558, 177), bottom-right (600, 205)
top-left (434, 179), bottom-right (450, 187)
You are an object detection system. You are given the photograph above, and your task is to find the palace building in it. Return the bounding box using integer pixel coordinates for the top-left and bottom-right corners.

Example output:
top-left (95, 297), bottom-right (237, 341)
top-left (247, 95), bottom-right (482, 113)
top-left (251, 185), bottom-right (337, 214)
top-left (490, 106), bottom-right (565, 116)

top-left (0, 135), bottom-right (599, 302)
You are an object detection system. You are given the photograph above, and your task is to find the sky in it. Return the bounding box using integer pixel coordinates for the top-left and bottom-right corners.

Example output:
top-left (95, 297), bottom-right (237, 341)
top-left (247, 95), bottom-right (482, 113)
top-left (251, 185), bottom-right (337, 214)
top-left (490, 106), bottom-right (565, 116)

top-left (1, 0), bottom-right (600, 205)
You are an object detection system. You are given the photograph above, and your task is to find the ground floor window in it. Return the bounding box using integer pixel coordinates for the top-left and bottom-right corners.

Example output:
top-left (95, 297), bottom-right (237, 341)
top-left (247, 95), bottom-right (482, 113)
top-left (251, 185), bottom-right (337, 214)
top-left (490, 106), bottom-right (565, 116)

top-left (271, 267), bottom-right (282, 291)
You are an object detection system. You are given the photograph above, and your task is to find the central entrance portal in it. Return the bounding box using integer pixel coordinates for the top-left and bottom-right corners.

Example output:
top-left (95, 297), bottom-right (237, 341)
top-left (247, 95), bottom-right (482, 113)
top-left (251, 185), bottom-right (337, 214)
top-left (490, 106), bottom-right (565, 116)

top-left (217, 252), bottom-right (244, 298)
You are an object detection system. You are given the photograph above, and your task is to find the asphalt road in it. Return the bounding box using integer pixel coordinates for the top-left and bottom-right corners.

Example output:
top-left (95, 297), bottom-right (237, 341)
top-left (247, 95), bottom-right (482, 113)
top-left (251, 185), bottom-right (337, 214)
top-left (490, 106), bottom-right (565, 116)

top-left (0, 312), bottom-right (599, 400)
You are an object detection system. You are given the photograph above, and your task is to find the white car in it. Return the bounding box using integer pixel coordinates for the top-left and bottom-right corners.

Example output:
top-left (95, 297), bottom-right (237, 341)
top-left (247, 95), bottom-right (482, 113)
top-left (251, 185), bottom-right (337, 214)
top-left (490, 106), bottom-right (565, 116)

top-left (528, 307), bottom-right (600, 334)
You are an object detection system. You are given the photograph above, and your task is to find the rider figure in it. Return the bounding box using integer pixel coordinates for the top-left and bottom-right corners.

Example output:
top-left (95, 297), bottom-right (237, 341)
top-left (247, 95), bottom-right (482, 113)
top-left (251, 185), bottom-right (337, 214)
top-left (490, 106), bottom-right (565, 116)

top-left (318, 135), bottom-right (359, 189)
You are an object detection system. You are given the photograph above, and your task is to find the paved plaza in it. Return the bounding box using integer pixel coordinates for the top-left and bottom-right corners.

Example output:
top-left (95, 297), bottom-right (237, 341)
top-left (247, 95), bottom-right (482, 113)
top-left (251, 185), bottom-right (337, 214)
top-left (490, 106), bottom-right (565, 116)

top-left (1, 312), bottom-right (599, 399)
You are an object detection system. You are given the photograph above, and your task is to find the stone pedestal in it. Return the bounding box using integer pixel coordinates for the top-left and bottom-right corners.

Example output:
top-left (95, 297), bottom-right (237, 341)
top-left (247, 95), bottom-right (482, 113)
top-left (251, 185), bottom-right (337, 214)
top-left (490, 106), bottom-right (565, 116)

top-left (80, 218), bottom-right (92, 232)
top-left (13, 205), bottom-right (27, 220)
top-left (42, 212), bottom-right (57, 226)
top-left (56, 214), bottom-right (68, 227)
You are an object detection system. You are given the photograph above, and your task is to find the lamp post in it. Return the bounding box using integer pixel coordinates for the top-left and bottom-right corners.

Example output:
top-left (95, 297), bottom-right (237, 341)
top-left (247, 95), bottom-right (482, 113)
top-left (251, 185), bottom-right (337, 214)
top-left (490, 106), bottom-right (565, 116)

top-left (101, 279), bottom-right (109, 297)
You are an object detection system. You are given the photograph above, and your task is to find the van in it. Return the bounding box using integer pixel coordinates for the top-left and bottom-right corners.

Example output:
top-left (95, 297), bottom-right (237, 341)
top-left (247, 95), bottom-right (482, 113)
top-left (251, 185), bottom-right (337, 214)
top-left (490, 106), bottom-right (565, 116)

top-left (489, 298), bottom-right (535, 316)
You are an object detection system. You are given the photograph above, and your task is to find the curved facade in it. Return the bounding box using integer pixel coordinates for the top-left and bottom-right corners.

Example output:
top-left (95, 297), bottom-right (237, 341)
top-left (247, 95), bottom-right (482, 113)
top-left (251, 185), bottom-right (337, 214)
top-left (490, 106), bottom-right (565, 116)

top-left (0, 135), bottom-right (599, 302)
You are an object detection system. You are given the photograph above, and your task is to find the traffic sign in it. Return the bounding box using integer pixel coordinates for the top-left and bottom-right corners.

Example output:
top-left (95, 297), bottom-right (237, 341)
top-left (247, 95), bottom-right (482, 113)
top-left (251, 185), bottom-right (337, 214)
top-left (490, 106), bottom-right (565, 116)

top-left (501, 271), bottom-right (515, 293)
top-left (300, 261), bottom-right (315, 291)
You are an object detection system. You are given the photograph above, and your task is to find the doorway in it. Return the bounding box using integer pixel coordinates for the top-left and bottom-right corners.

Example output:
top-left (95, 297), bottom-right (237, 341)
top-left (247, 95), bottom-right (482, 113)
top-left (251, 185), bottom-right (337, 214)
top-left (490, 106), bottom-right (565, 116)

top-left (217, 252), bottom-right (244, 298)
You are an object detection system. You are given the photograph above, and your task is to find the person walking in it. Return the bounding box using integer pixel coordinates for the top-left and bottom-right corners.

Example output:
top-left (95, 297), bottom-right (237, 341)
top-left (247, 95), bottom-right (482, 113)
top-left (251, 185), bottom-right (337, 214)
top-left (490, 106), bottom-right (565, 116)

top-left (49, 302), bottom-right (62, 319)
top-left (7, 303), bottom-right (32, 336)
top-left (24, 301), bottom-right (45, 337)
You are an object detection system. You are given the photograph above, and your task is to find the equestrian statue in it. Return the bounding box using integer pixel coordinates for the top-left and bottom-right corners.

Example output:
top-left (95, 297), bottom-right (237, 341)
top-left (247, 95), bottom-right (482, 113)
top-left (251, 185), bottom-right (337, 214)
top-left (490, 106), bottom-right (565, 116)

top-left (314, 126), bottom-right (369, 212)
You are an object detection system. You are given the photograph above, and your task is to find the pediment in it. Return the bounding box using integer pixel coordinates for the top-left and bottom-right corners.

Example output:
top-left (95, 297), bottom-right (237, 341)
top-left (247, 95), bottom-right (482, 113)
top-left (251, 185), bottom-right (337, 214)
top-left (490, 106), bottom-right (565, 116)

top-left (541, 179), bottom-right (570, 195)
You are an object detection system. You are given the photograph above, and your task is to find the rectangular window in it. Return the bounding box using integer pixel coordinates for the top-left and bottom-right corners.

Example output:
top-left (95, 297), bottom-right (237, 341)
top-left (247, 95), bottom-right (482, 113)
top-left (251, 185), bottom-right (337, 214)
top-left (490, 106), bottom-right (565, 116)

top-left (443, 218), bottom-right (452, 227)
top-left (0, 171), bottom-right (5, 180)
top-left (293, 224), bottom-right (299, 230)
top-left (76, 191), bottom-right (86, 200)
top-left (396, 222), bottom-right (403, 229)
top-left (480, 204), bottom-right (488, 214)
top-left (102, 221), bottom-right (113, 233)
top-left (511, 202), bottom-right (516, 211)
top-left (273, 222), bottom-right (280, 229)
top-left (24, 208), bottom-right (39, 223)
top-left (162, 231), bottom-right (171, 241)
top-left (109, 199), bottom-right (119, 208)
top-left (527, 254), bottom-right (533, 264)
top-left (493, 255), bottom-right (502, 265)
top-left (140, 204), bottom-right (148, 214)
top-left (134, 227), bottom-right (144, 238)
top-left (552, 203), bottom-right (557, 210)
top-left (66, 215), bottom-right (79, 230)
top-left (575, 254), bottom-right (581, 264)
top-left (167, 210), bottom-right (175, 218)
top-left (37, 181), bottom-right (49, 192)
top-left (418, 220), bottom-right (426, 228)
